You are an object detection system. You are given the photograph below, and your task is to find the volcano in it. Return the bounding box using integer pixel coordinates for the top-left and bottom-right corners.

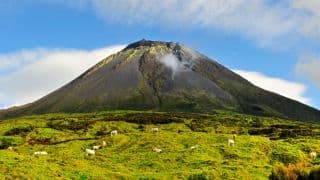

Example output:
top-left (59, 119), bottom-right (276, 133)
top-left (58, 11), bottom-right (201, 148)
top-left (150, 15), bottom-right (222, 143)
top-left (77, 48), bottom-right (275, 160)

top-left (1, 39), bottom-right (320, 121)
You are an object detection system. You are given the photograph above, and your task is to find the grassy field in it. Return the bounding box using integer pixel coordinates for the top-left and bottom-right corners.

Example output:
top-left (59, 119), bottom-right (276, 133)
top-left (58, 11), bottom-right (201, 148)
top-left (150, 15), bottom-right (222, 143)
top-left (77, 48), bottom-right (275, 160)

top-left (1, 110), bottom-right (320, 179)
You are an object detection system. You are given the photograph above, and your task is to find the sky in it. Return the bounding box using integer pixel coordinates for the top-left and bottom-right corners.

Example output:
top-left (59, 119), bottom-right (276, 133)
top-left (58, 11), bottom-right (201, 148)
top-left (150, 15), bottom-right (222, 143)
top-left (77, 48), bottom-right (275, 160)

top-left (0, 0), bottom-right (320, 109)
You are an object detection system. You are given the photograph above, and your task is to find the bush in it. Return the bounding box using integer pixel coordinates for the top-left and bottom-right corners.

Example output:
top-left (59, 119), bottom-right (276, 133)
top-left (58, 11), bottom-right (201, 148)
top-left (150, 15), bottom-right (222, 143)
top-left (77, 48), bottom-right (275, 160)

top-left (269, 163), bottom-right (319, 180)
top-left (137, 124), bottom-right (145, 131)
top-left (123, 113), bottom-right (183, 124)
top-left (186, 120), bottom-right (207, 132)
top-left (27, 128), bottom-right (58, 144)
top-left (271, 143), bottom-right (304, 164)
top-left (188, 173), bottom-right (209, 180)
top-left (47, 119), bottom-right (95, 131)
top-left (0, 136), bottom-right (24, 149)
top-left (4, 125), bottom-right (33, 136)
top-left (279, 130), bottom-right (298, 139)
top-left (270, 164), bottom-right (299, 180)
top-left (248, 128), bottom-right (275, 135)
top-left (0, 137), bottom-right (13, 149)
top-left (95, 126), bottom-right (108, 136)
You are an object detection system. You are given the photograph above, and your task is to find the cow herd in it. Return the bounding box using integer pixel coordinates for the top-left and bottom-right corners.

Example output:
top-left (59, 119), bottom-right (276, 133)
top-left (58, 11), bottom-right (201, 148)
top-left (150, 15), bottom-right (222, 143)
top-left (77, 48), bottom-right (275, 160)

top-left (5, 128), bottom-right (318, 161)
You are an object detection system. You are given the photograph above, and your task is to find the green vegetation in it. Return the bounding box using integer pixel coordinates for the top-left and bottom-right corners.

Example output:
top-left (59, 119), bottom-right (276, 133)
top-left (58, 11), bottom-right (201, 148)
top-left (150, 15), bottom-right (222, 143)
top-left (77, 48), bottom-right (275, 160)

top-left (1, 110), bottom-right (320, 179)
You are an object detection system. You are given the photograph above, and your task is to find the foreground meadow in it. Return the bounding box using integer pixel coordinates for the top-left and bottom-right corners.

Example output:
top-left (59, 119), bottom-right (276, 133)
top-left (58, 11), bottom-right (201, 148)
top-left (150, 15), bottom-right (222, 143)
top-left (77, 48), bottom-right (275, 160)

top-left (1, 110), bottom-right (320, 179)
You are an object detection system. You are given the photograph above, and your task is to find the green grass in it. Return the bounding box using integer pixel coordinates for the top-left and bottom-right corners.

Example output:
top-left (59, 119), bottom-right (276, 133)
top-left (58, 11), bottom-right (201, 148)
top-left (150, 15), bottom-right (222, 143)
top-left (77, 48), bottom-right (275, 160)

top-left (1, 110), bottom-right (320, 179)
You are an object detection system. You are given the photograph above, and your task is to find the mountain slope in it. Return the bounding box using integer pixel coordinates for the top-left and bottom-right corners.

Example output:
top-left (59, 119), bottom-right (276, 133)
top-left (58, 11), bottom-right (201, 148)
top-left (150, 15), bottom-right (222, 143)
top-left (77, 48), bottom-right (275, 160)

top-left (1, 40), bottom-right (320, 121)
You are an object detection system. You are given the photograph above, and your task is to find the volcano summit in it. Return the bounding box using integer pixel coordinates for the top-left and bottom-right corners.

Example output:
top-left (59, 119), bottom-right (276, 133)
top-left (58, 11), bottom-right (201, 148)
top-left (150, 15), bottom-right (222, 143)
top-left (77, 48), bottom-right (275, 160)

top-left (1, 40), bottom-right (320, 121)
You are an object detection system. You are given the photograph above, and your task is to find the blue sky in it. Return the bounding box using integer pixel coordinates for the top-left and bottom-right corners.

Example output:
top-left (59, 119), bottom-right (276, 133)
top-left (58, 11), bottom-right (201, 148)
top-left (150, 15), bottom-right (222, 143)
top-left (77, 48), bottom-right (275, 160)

top-left (0, 0), bottom-right (320, 109)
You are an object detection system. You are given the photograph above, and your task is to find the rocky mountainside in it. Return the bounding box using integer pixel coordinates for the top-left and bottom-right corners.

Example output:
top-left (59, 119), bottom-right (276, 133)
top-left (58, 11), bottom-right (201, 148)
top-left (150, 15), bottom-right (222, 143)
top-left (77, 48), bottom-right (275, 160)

top-left (1, 39), bottom-right (320, 121)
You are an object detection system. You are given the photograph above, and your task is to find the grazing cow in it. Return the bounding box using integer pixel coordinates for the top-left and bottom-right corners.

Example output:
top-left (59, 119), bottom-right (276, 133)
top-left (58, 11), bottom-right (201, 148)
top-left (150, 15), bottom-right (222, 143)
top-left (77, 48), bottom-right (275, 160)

top-left (111, 130), bottom-right (118, 136)
top-left (228, 139), bottom-right (235, 146)
top-left (151, 128), bottom-right (159, 133)
top-left (34, 151), bottom-right (48, 156)
top-left (7, 146), bottom-right (14, 151)
top-left (310, 151), bottom-right (317, 160)
top-left (153, 148), bottom-right (162, 153)
top-left (93, 145), bottom-right (100, 150)
top-left (102, 141), bottom-right (107, 147)
top-left (190, 145), bottom-right (199, 149)
top-left (85, 149), bottom-right (95, 156)
top-left (228, 134), bottom-right (236, 146)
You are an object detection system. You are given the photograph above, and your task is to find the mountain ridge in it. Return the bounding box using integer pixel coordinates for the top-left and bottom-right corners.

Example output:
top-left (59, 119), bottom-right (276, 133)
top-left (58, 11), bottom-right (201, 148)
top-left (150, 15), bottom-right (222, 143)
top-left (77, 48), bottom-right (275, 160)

top-left (1, 39), bottom-right (320, 121)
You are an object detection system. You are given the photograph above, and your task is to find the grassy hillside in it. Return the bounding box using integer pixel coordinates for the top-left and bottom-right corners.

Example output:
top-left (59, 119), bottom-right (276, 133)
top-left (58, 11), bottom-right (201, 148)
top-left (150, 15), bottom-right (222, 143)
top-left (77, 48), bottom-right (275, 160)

top-left (1, 110), bottom-right (320, 179)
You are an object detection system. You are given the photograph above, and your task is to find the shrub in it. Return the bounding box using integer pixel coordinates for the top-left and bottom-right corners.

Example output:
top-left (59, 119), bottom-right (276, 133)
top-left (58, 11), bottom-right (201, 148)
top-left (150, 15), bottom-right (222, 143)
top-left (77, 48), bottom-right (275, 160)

top-left (27, 128), bottom-right (58, 145)
top-left (271, 143), bottom-right (304, 164)
top-left (122, 113), bottom-right (183, 124)
top-left (270, 162), bottom-right (318, 180)
top-left (279, 130), bottom-right (298, 139)
top-left (73, 171), bottom-right (89, 180)
top-left (272, 152), bottom-right (301, 165)
top-left (270, 164), bottom-right (299, 180)
top-left (252, 119), bottom-right (265, 127)
top-left (248, 128), bottom-right (275, 135)
top-left (188, 173), bottom-right (209, 180)
top-left (95, 126), bottom-right (108, 136)
top-left (4, 125), bottom-right (33, 136)
top-left (0, 136), bottom-right (24, 149)
top-left (47, 119), bottom-right (95, 131)
top-left (186, 120), bottom-right (207, 132)
top-left (137, 124), bottom-right (145, 131)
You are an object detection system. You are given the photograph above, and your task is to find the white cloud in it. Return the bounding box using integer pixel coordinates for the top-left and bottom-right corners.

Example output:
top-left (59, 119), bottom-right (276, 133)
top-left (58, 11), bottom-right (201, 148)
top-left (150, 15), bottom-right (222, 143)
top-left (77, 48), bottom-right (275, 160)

top-left (90, 0), bottom-right (296, 45)
top-left (234, 69), bottom-right (311, 105)
top-left (51, 0), bottom-right (320, 45)
top-left (0, 45), bottom-right (125, 108)
top-left (295, 53), bottom-right (320, 88)
top-left (290, 0), bottom-right (320, 40)
top-left (6, 1), bottom-right (320, 46)
top-left (0, 48), bottom-right (50, 71)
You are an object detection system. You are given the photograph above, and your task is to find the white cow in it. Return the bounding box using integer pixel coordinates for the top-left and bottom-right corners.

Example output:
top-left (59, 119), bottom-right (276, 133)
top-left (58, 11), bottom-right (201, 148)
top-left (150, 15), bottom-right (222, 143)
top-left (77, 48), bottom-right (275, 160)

top-left (85, 149), bottom-right (95, 156)
top-left (151, 128), bottom-right (159, 133)
top-left (228, 139), bottom-right (235, 146)
top-left (7, 146), bottom-right (14, 151)
top-left (93, 145), bottom-right (100, 150)
top-left (190, 145), bottom-right (199, 149)
top-left (34, 151), bottom-right (48, 155)
top-left (228, 134), bottom-right (236, 146)
top-left (153, 148), bottom-right (162, 153)
top-left (111, 130), bottom-right (118, 136)
top-left (310, 151), bottom-right (317, 160)
top-left (102, 141), bottom-right (107, 147)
